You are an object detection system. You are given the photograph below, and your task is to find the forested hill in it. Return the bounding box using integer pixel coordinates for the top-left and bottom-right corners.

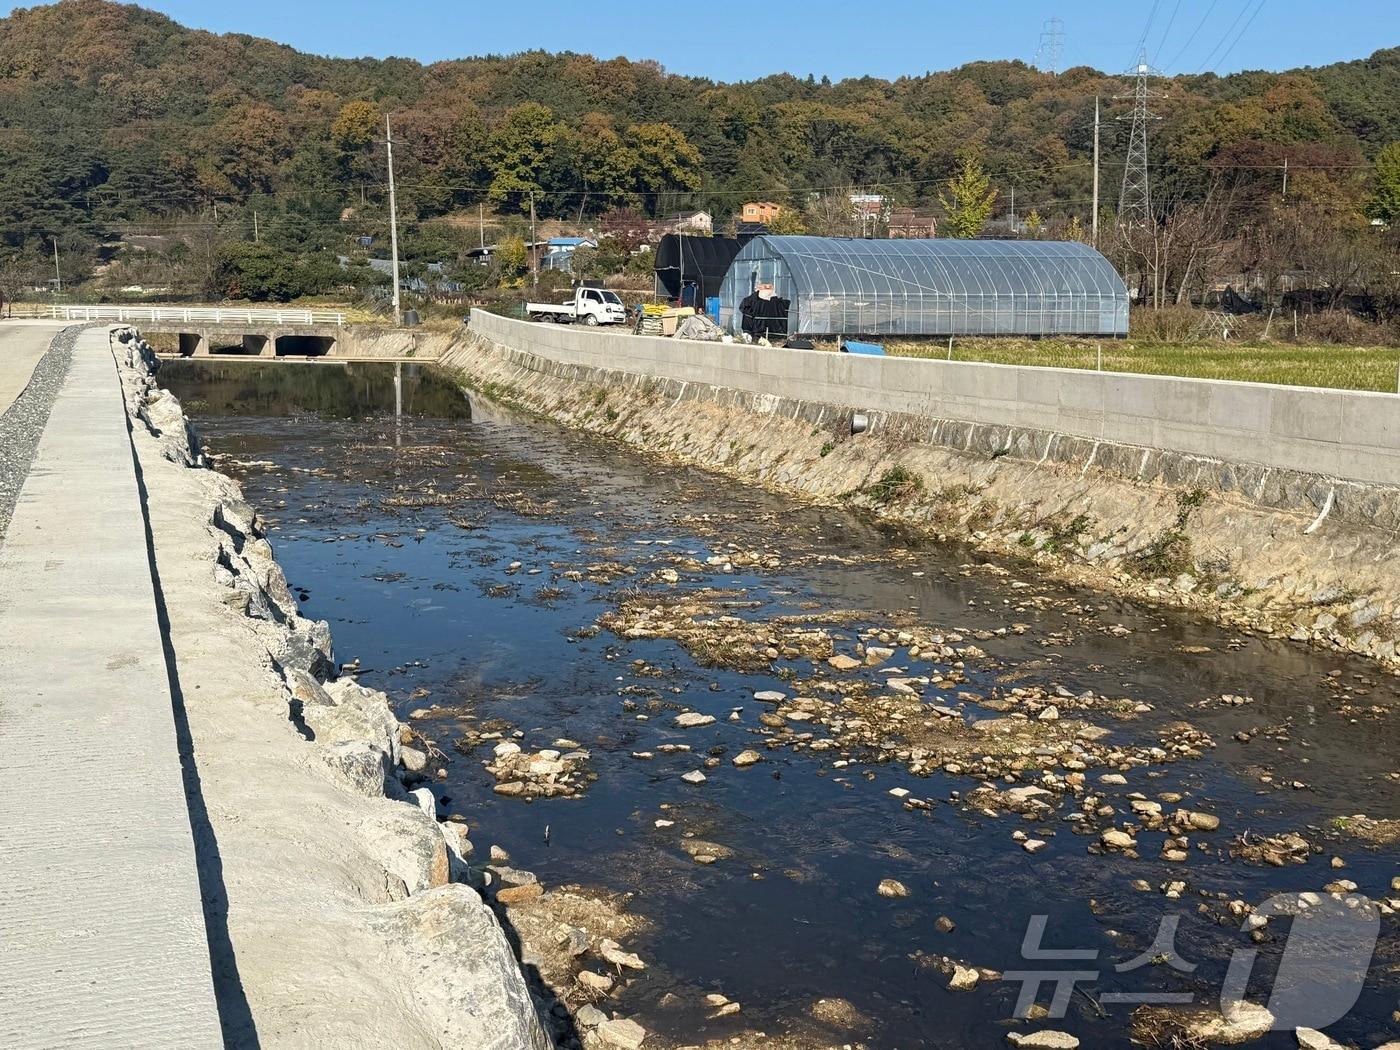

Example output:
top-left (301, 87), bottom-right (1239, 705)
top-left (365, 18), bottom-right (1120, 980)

top-left (0, 0), bottom-right (1397, 268)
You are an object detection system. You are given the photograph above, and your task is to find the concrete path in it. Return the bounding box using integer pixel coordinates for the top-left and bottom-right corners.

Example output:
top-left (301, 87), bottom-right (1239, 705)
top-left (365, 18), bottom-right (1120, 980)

top-left (0, 328), bottom-right (222, 1047)
top-left (0, 321), bottom-right (64, 412)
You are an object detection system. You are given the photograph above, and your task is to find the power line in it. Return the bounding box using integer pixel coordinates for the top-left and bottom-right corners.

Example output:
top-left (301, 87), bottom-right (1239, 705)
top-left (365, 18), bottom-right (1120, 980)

top-left (1161, 0), bottom-right (1223, 71)
top-left (1134, 0), bottom-right (1165, 60)
top-left (1209, 0), bottom-right (1268, 74)
top-left (1193, 0), bottom-right (1257, 73)
top-left (1152, 0), bottom-right (1185, 64)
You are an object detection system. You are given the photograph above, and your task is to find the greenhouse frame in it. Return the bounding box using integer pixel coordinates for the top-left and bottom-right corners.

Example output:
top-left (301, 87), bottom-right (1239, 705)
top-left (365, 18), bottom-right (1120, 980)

top-left (717, 235), bottom-right (1130, 338)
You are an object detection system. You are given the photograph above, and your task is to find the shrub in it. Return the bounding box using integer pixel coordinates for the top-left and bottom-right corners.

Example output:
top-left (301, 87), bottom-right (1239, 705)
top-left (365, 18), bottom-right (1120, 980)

top-left (866, 466), bottom-right (923, 503)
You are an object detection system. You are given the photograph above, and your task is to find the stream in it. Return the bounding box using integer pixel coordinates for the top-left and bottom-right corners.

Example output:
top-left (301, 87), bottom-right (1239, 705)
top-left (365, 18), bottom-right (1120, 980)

top-left (164, 360), bottom-right (1400, 1050)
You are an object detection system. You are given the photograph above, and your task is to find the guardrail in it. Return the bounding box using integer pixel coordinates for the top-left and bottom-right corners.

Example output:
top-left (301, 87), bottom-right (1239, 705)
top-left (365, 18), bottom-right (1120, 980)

top-left (10, 304), bottom-right (347, 326)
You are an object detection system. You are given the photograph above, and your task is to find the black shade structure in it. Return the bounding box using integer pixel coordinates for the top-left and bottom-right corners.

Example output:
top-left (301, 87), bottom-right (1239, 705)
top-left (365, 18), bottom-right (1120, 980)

top-left (717, 236), bottom-right (1130, 337)
top-left (653, 235), bottom-right (743, 302)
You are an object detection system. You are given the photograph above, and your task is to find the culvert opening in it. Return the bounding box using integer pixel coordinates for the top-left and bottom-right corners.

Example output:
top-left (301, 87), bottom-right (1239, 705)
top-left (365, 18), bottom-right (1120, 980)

top-left (209, 336), bottom-right (259, 355)
top-left (275, 335), bottom-right (335, 357)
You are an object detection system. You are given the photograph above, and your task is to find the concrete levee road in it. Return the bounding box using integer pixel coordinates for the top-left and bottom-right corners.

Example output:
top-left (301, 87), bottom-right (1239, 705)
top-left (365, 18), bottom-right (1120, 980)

top-left (471, 309), bottom-right (1400, 489)
top-left (0, 327), bottom-right (222, 1047)
top-left (0, 320), bottom-right (67, 412)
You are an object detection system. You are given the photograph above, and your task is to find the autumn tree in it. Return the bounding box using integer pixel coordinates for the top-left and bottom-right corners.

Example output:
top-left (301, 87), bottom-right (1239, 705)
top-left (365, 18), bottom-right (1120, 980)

top-left (627, 123), bottom-right (702, 215)
top-left (488, 103), bottom-right (563, 214)
top-left (495, 236), bottom-right (528, 283)
top-left (573, 115), bottom-right (640, 215)
top-left (201, 103), bottom-right (292, 202)
top-left (331, 101), bottom-right (380, 151)
top-left (767, 207), bottom-right (808, 234)
top-left (1371, 142), bottom-right (1400, 225)
top-left (938, 152), bottom-right (997, 238)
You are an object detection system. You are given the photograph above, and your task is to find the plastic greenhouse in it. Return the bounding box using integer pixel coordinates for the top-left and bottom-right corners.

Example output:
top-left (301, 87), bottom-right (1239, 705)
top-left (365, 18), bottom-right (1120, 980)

top-left (717, 236), bottom-right (1129, 338)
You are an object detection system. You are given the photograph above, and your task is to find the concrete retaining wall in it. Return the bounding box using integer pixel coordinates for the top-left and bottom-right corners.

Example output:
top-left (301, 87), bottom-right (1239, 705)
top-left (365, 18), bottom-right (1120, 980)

top-left (470, 310), bottom-right (1400, 488)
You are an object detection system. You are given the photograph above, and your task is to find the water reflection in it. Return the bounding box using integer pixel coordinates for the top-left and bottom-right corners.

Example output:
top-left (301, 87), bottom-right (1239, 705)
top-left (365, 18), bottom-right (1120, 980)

top-left (160, 360), bottom-right (471, 421)
top-left (165, 360), bottom-right (1400, 1050)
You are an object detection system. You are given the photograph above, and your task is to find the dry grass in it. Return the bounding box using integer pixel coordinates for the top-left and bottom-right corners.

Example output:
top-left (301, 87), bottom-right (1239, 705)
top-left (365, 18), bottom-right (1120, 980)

top-left (878, 336), bottom-right (1400, 393)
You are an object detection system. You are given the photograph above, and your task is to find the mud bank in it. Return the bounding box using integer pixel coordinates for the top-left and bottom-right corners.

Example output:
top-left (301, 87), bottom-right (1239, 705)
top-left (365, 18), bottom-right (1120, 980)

top-left (113, 328), bottom-right (550, 1048)
top-left (439, 328), bottom-right (1400, 674)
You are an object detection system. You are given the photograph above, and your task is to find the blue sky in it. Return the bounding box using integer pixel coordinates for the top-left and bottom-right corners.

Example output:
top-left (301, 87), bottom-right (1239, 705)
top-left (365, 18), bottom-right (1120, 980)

top-left (11, 1), bottom-right (1394, 80)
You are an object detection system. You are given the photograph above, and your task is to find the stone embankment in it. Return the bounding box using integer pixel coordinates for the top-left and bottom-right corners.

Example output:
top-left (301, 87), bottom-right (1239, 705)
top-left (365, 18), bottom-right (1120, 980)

top-left (439, 318), bottom-right (1400, 673)
top-left (115, 328), bottom-right (552, 1048)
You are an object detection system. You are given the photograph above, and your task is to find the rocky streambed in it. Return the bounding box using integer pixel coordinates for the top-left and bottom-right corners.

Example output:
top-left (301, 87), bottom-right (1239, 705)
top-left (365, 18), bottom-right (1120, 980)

top-left (162, 360), bottom-right (1400, 1050)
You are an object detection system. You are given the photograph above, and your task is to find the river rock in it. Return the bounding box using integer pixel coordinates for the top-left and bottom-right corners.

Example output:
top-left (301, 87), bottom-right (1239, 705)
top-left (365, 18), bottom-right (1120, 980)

top-left (360, 805), bottom-right (450, 894)
top-left (368, 885), bottom-right (552, 1049)
top-left (877, 879), bottom-right (910, 899)
top-left (828, 654), bottom-right (862, 671)
top-left (576, 1004), bottom-right (608, 1028)
top-left (595, 1018), bottom-right (647, 1050)
top-left (681, 839), bottom-right (733, 864)
top-left (496, 883), bottom-right (543, 905)
top-left (674, 712), bottom-right (716, 728)
top-left (400, 745), bottom-right (428, 772)
top-left (1177, 809), bottom-right (1221, 832)
top-left (681, 770), bottom-right (707, 784)
top-left (487, 744), bottom-right (591, 799)
top-left (1102, 829), bottom-right (1137, 850)
top-left (274, 616), bottom-right (336, 681)
top-left (578, 970), bottom-right (613, 994)
top-left (1132, 1001), bottom-right (1274, 1046)
top-left (948, 964), bottom-right (980, 991)
top-left (1294, 1029), bottom-right (1345, 1050)
top-left (318, 740), bottom-right (392, 797)
top-left (598, 939), bottom-right (646, 970)
top-left (304, 678), bottom-right (402, 765)
top-left (1007, 1032), bottom-right (1080, 1049)
top-left (732, 750), bottom-right (763, 767)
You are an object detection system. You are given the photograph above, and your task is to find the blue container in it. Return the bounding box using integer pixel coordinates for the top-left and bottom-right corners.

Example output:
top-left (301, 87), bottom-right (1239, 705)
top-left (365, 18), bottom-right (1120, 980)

top-left (705, 296), bottom-right (721, 322)
top-left (840, 339), bottom-right (885, 356)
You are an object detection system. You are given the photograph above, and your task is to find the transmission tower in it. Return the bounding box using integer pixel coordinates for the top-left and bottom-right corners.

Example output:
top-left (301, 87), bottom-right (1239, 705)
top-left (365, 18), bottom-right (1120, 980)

top-left (1034, 17), bottom-right (1065, 74)
top-left (1116, 51), bottom-right (1164, 226)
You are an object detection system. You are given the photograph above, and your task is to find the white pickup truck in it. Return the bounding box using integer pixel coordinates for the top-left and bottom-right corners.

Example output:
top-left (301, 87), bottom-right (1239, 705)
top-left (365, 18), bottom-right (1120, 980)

top-left (525, 286), bottom-right (627, 326)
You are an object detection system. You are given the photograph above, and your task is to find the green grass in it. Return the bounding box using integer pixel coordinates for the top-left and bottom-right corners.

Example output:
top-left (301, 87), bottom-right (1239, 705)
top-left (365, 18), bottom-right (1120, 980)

top-left (877, 338), bottom-right (1400, 394)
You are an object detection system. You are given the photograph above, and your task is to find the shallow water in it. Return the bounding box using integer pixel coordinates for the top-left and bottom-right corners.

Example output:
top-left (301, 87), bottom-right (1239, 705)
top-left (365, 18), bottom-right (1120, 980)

top-left (164, 360), bottom-right (1400, 1049)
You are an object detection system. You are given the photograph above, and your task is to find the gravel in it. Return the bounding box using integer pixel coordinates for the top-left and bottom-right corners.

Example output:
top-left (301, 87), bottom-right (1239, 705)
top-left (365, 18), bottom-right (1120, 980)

top-left (0, 326), bottom-right (79, 543)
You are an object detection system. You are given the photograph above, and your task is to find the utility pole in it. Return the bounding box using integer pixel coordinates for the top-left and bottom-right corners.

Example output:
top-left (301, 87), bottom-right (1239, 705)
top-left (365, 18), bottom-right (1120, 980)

top-left (1116, 51), bottom-right (1163, 227)
top-left (52, 238), bottom-right (61, 294)
top-left (1009, 186), bottom-right (1016, 233)
top-left (386, 116), bottom-right (402, 327)
top-left (529, 191), bottom-right (538, 289)
top-left (253, 210), bottom-right (260, 244)
top-left (1091, 95), bottom-right (1101, 247)
top-left (478, 203), bottom-right (485, 249)
top-left (1282, 157), bottom-right (1289, 200)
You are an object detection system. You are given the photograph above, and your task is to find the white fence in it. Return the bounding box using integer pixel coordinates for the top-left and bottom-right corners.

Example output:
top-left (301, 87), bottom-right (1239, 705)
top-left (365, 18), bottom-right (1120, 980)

top-left (11, 304), bottom-right (346, 326)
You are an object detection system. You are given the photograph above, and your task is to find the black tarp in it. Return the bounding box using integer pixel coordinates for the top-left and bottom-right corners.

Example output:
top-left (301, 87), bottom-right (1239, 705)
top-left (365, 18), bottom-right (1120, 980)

top-left (1219, 286), bottom-right (1261, 314)
top-left (654, 234), bottom-right (742, 302)
top-left (739, 292), bottom-right (790, 339)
